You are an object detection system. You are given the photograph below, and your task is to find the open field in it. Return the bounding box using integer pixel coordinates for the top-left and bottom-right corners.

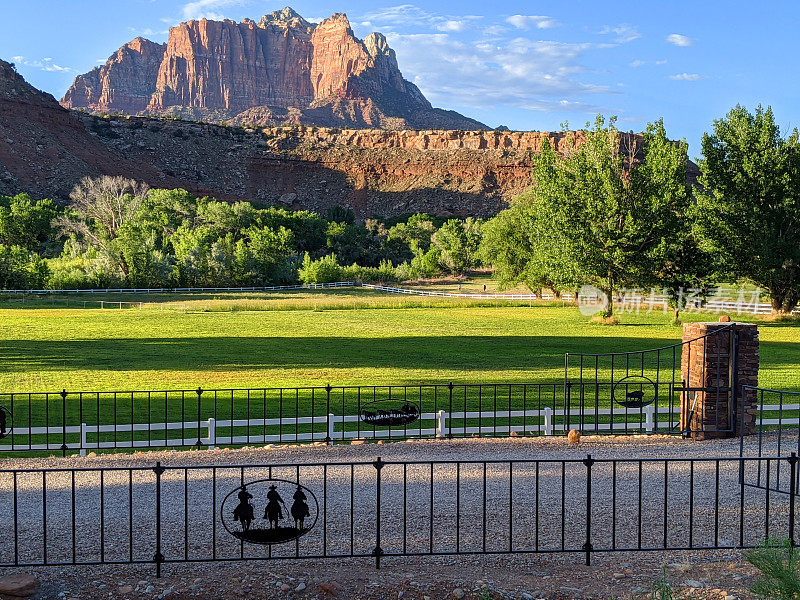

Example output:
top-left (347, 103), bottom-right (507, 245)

top-left (1, 286), bottom-right (798, 394)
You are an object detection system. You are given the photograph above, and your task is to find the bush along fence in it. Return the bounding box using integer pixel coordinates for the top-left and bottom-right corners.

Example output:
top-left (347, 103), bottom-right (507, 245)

top-left (0, 454), bottom-right (797, 576)
top-left (0, 382), bottom-right (695, 455)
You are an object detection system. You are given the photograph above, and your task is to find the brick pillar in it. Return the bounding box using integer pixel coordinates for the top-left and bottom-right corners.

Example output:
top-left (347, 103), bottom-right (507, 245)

top-left (679, 322), bottom-right (759, 440)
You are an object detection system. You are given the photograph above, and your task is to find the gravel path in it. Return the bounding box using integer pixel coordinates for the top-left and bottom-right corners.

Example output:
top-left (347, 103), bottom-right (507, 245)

top-left (0, 433), bottom-right (793, 600)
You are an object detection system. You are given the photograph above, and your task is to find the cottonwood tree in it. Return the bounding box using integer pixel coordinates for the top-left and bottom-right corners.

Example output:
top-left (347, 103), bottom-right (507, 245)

top-left (694, 105), bottom-right (800, 314)
top-left (57, 176), bottom-right (150, 279)
top-left (481, 116), bottom-right (695, 317)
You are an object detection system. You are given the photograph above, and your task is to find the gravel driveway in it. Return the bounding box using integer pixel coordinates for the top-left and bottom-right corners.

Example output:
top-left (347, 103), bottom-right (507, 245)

top-left (0, 433), bottom-right (793, 599)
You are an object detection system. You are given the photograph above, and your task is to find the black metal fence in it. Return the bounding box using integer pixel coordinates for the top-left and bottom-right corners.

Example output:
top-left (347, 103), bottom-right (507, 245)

top-left (741, 386), bottom-right (800, 494)
top-left (0, 454), bottom-right (795, 576)
top-left (567, 323), bottom-right (738, 437)
top-left (0, 382), bottom-right (683, 455)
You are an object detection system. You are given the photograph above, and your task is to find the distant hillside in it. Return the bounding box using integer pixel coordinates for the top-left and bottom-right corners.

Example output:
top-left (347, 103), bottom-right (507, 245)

top-left (61, 6), bottom-right (487, 131)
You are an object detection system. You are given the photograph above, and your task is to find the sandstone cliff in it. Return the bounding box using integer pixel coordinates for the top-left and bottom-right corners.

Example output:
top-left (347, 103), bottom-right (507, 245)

top-left (62, 7), bottom-right (486, 131)
top-left (3, 59), bottom-right (695, 219)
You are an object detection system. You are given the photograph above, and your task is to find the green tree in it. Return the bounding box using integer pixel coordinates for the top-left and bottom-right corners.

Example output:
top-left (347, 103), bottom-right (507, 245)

top-left (481, 116), bottom-right (695, 316)
top-left (479, 195), bottom-right (577, 294)
top-left (694, 105), bottom-right (800, 314)
top-left (431, 218), bottom-right (482, 275)
top-left (0, 194), bottom-right (59, 253)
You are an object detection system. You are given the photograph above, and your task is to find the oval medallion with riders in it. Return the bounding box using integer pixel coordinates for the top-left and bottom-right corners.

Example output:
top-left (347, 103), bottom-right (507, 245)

top-left (221, 479), bottom-right (318, 545)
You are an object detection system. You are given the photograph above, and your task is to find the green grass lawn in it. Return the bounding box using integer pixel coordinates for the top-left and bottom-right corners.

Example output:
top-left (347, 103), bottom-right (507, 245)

top-left (0, 285), bottom-right (798, 450)
top-left (1, 286), bottom-right (798, 393)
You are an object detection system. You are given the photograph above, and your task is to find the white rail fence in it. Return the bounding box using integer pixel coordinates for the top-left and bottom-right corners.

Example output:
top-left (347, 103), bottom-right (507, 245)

top-left (2, 280), bottom-right (797, 315)
top-left (5, 404), bottom-right (794, 455)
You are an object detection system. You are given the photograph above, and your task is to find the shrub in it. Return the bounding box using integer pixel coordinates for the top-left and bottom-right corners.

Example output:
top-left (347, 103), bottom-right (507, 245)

top-left (298, 253), bottom-right (343, 284)
top-left (747, 538), bottom-right (800, 599)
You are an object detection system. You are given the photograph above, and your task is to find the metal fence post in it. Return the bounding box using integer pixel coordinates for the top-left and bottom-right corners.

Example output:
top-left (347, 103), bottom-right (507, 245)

top-left (195, 387), bottom-right (203, 447)
top-left (790, 452), bottom-right (798, 547)
top-left (153, 461), bottom-right (165, 577)
top-left (372, 456), bottom-right (384, 569)
top-left (583, 453), bottom-right (594, 565)
top-left (447, 382), bottom-right (454, 439)
top-left (60, 389), bottom-right (68, 456)
top-left (325, 384), bottom-right (332, 443)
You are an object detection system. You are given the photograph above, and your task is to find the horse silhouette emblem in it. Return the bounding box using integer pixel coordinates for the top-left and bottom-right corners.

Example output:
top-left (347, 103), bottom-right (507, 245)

top-left (0, 405), bottom-right (11, 440)
top-left (611, 375), bottom-right (657, 409)
top-left (359, 398), bottom-right (421, 427)
top-left (222, 479), bottom-right (318, 545)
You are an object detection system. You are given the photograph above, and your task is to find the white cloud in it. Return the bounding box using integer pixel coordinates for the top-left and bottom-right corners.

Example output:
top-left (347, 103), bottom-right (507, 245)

top-left (437, 20), bottom-right (468, 32)
top-left (599, 24), bottom-right (641, 43)
top-left (666, 33), bottom-right (693, 47)
top-left (11, 56), bottom-right (72, 72)
top-left (669, 72), bottom-right (706, 81)
top-left (629, 59), bottom-right (645, 67)
top-left (506, 15), bottom-right (559, 30)
top-left (181, 0), bottom-right (246, 21)
top-left (384, 32), bottom-right (618, 113)
top-left (655, 59), bottom-right (668, 65)
top-left (482, 24), bottom-right (508, 37)
top-left (359, 5), bottom-right (482, 33)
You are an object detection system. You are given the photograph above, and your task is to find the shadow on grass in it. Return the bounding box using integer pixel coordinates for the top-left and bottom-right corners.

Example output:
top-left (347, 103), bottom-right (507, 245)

top-left (0, 334), bottom-right (684, 377)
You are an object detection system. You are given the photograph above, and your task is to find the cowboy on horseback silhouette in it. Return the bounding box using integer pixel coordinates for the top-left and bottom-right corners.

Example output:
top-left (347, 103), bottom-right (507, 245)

top-left (232, 485), bottom-right (255, 531)
top-left (264, 484), bottom-right (286, 529)
top-left (291, 486), bottom-right (310, 530)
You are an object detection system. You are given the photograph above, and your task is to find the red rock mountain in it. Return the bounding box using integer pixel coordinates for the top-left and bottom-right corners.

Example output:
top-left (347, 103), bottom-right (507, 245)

top-left (61, 7), bottom-right (486, 130)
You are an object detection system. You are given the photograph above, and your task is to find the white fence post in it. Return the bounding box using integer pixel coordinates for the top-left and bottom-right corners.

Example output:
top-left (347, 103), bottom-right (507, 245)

top-left (436, 410), bottom-right (446, 438)
top-left (80, 423), bottom-right (87, 457)
top-left (327, 414), bottom-right (335, 445)
top-left (207, 418), bottom-right (216, 450)
top-left (644, 404), bottom-right (655, 433)
top-left (543, 407), bottom-right (553, 436)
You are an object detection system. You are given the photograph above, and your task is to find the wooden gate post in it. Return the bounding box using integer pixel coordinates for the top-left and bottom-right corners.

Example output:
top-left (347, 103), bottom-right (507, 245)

top-left (680, 321), bottom-right (759, 440)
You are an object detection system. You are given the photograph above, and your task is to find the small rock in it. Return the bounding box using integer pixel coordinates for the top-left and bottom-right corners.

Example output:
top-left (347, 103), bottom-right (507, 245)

top-left (567, 429), bottom-right (581, 443)
top-left (521, 594), bottom-right (534, 600)
top-left (119, 585), bottom-right (134, 594)
top-left (144, 585), bottom-right (155, 594)
top-left (281, 583), bottom-right (292, 592)
top-left (317, 582), bottom-right (342, 596)
top-left (685, 580), bottom-right (703, 588)
top-left (452, 588), bottom-right (465, 599)
top-left (0, 574), bottom-right (40, 597)
top-left (296, 583), bottom-right (306, 592)
top-left (398, 592), bottom-right (404, 599)
top-left (613, 573), bottom-right (626, 580)
top-left (351, 439), bottom-right (367, 445)
top-left (669, 563), bottom-right (692, 574)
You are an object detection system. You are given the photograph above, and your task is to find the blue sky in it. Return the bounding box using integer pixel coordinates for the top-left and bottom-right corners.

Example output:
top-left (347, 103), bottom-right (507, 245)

top-left (1, 0), bottom-right (797, 158)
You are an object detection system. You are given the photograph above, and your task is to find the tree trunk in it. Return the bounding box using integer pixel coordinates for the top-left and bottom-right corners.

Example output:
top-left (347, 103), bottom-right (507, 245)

top-left (602, 273), bottom-right (614, 317)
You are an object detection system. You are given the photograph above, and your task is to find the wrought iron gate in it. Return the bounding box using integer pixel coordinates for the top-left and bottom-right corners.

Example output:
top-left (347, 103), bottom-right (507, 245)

top-left (564, 323), bottom-right (738, 436)
top-left (740, 385), bottom-right (800, 495)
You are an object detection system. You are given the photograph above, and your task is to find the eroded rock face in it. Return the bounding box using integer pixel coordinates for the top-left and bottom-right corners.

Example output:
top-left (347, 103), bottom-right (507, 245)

top-left (62, 7), bottom-right (482, 130)
top-left (62, 37), bottom-right (166, 113)
top-left (4, 58), bottom-right (695, 220)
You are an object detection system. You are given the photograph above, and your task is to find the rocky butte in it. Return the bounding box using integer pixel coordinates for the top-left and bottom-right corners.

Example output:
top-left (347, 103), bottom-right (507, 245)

top-left (2, 45), bottom-right (695, 217)
top-left (61, 7), bottom-right (486, 130)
